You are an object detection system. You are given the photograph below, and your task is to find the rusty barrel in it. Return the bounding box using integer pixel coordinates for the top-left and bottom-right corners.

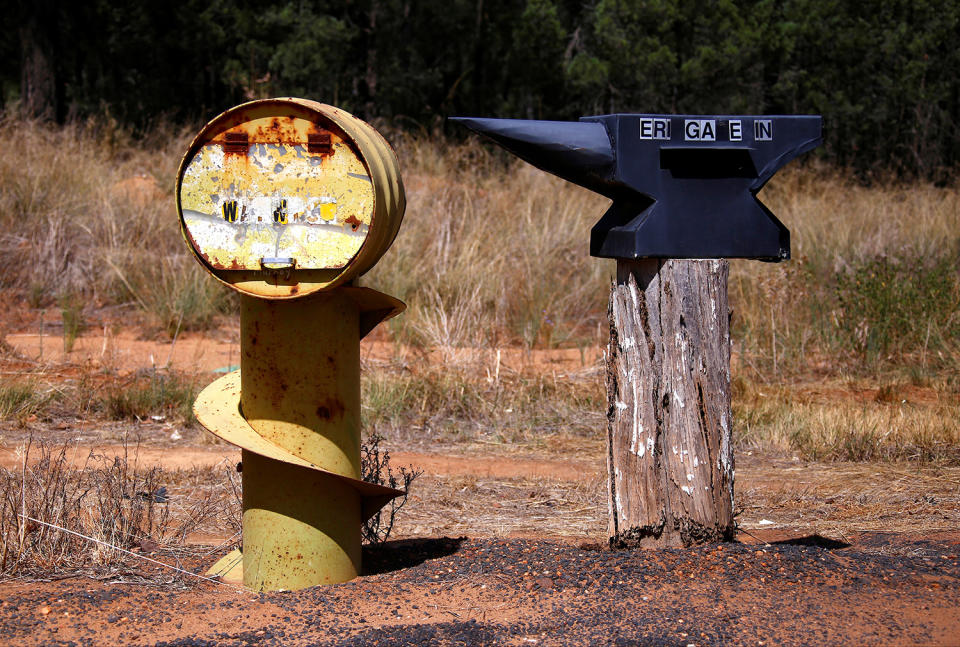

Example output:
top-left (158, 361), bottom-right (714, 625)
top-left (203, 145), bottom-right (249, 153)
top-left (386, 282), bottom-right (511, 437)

top-left (177, 98), bottom-right (405, 299)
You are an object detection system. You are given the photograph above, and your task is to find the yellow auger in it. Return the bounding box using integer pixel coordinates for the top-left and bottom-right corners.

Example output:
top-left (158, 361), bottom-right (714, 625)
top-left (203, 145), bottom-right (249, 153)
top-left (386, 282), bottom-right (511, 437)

top-left (176, 99), bottom-right (406, 591)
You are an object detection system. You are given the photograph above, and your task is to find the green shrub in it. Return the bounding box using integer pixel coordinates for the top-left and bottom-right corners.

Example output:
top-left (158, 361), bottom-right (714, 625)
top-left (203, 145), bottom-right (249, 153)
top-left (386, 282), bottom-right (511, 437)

top-left (100, 371), bottom-right (198, 423)
top-left (0, 380), bottom-right (55, 421)
top-left (835, 250), bottom-right (960, 362)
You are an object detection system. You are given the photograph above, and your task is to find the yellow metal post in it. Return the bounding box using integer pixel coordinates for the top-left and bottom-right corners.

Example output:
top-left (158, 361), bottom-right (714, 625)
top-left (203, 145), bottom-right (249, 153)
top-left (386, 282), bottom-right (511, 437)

top-left (239, 292), bottom-right (361, 589)
top-left (242, 450), bottom-right (362, 589)
top-left (240, 292), bottom-right (361, 479)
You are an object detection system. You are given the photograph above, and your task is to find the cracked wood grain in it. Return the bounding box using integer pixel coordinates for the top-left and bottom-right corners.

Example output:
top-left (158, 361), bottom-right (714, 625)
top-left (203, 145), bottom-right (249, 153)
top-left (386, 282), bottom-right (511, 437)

top-left (607, 259), bottom-right (734, 548)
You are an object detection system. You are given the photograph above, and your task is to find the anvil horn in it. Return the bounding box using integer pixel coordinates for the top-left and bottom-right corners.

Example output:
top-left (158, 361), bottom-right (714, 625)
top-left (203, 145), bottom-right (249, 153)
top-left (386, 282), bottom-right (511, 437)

top-left (450, 117), bottom-right (618, 196)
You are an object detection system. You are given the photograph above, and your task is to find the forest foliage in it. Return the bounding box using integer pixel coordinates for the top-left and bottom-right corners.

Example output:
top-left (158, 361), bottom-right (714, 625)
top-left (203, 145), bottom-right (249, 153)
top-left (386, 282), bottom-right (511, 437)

top-left (3, 0), bottom-right (959, 180)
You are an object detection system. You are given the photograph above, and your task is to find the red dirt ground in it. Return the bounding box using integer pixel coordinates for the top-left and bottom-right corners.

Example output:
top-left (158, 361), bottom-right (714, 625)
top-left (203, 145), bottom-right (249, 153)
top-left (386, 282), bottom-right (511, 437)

top-left (1, 532), bottom-right (958, 646)
top-left (2, 325), bottom-right (959, 645)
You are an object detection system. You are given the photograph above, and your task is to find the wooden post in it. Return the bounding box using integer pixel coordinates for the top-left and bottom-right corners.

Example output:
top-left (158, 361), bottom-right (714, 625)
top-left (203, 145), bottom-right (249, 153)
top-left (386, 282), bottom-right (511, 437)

top-left (606, 259), bottom-right (734, 548)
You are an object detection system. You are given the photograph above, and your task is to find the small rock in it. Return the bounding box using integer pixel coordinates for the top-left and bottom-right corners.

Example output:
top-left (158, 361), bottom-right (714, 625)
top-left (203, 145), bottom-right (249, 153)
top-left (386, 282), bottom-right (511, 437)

top-left (139, 539), bottom-right (159, 553)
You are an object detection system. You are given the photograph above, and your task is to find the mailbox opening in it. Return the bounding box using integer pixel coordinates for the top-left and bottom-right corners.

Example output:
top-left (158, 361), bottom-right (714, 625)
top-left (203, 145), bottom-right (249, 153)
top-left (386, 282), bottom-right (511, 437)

top-left (659, 147), bottom-right (757, 179)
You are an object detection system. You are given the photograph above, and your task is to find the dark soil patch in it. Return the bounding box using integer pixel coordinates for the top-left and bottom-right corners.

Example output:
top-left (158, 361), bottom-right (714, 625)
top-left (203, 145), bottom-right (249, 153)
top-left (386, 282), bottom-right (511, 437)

top-left (2, 531), bottom-right (958, 646)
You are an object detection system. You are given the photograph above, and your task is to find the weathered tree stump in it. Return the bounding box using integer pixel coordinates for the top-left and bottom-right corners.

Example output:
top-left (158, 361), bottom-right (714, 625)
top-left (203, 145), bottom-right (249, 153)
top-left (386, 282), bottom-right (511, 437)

top-left (606, 259), bottom-right (734, 548)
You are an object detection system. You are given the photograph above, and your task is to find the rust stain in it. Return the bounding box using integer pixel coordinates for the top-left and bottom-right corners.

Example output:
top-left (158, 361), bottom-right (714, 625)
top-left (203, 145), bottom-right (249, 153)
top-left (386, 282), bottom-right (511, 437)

top-left (212, 115), bottom-right (328, 146)
top-left (315, 397), bottom-right (344, 421)
top-left (307, 131), bottom-right (332, 155)
top-left (223, 132), bottom-right (249, 154)
top-left (344, 215), bottom-right (362, 232)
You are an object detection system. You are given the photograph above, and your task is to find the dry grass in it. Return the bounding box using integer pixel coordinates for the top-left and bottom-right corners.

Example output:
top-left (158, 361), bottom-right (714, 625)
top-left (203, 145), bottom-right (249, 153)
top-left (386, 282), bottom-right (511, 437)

top-left (734, 165), bottom-right (960, 376)
top-left (369, 137), bottom-right (614, 349)
top-left (394, 472), bottom-right (608, 541)
top-left (0, 437), bottom-right (232, 579)
top-left (0, 115), bottom-right (230, 335)
top-left (0, 379), bottom-right (57, 422)
top-left (736, 458), bottom-right (960, 535)
top-left (392, 458), bottom-right (960, 542)
top-left (0, 368), bottom-right (199, 427)
top-left (1, 114), bottom-right (955, 364)
top-left (98, 369), bottom-right (200, 424)
top-left (361, 358), bottom-right (606, 450)
top-left (0, 114), bottom-right (957, 466)
top-left (733, 377), bottom-right (960, 463)
top-left (766, 401), bottom-right (958, 462)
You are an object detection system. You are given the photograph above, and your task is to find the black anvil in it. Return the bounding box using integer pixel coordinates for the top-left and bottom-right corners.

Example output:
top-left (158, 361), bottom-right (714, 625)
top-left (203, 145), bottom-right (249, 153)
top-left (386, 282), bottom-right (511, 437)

top-left (451, 114), bottom-right (822, 261)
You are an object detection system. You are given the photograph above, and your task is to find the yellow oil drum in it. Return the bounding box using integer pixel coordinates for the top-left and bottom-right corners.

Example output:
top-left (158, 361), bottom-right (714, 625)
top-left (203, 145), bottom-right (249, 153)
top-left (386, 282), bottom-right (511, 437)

top-left (176, 98), bottom-right (405, 298)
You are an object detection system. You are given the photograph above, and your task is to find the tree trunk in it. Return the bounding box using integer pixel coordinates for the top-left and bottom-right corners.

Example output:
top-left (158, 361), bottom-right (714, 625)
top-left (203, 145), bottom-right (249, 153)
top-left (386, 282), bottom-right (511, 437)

top-left (606, 259), bottom-right (734, 548)
top-left (364, 0), bottom-right (379, 119)
top-left (18, 0), bottom-right (60, 121)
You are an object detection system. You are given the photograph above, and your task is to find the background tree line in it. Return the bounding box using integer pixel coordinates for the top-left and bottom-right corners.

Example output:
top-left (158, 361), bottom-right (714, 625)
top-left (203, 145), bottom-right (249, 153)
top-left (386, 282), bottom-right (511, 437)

top-left (3, 0), bottom-right (958, 181)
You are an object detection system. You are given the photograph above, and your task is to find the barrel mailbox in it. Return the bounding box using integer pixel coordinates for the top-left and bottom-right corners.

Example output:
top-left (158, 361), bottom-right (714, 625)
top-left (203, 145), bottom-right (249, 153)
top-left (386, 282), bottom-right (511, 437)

top-left (177, 98), bottom-right (404, 298)
top-left (180, 99), bottom-right (407, 592)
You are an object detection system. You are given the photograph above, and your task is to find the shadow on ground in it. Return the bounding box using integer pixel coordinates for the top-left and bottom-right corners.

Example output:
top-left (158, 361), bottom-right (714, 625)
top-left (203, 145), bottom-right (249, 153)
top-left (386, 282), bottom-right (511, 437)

top-left (769, 534), bottom-right (852, 549)
top-left (362, 536), bottom-right (466, 575)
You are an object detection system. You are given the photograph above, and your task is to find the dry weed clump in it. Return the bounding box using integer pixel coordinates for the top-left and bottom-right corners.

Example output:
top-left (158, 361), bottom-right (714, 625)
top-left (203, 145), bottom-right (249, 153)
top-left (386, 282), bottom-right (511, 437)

top-left (0, 438), bottom-right (228, 579)
top-left (360, 433), bottom-right (422, 544)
